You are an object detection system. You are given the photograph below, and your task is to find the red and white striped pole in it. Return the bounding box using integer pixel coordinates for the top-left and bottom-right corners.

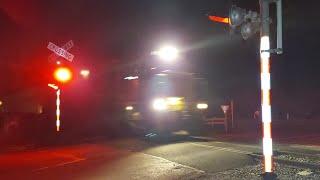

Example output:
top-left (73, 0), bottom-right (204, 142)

top-left (48, 83), bottom-right (61, 132)
top-left (260, 0), bottom-right (277, 174)
top-left (260, 36), bottom-right (273, 173)
top-left (56, 89), bottom-right (61, 132)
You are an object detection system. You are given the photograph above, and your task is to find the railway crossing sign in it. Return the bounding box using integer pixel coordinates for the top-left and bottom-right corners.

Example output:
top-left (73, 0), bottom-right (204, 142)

top-left (47, 40), bottom-right (74, 62)
top-left (221, 105), bottom-right (230, 114)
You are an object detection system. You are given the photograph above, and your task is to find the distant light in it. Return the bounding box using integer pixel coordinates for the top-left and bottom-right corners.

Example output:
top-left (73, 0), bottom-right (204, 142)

top-left (124, 76), bottom-right (139, 80)
top-left (0, 101), bottom-right (2, 106)
top-left (56, 61), bottom-right (61, 65)
top-left (80, 69), bottom-right (90, 78)
top-left (161, 70), bottom-right (170, 72)
top-left (151, 67), bottom-right (157, 70)
top-left (197, 103), bottom-right (208, 110)
top-left (125, 106), bottom-right (134, 111)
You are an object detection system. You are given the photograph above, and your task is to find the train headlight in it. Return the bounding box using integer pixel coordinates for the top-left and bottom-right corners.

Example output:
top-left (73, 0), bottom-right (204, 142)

top-left (152, 98), bottom-right (168, 111)
top-left (197, 103), bottom-right (208, 110)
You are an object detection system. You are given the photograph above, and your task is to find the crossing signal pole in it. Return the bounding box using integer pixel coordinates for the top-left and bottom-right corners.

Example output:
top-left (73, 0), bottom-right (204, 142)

top-left (209, 1), bottom-right (283, 179)
top-left (48, 67), bottom-right (73, 132)
top-left (48, 84), bottom-right (61, 132)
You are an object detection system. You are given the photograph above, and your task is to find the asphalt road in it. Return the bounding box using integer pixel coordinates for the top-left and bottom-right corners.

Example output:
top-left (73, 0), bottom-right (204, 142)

top-left (0, 136), bottom-right (319, 180)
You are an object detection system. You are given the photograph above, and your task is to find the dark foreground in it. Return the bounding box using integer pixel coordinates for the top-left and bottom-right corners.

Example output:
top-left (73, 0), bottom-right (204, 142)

top-left (0, 135), bottom-right (319, 180)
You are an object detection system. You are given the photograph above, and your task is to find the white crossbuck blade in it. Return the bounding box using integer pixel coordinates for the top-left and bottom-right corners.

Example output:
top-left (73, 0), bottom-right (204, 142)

top-left (48, 40), bottom-right (74, 62)
top-left (47, 41), bottom-right (74, 62)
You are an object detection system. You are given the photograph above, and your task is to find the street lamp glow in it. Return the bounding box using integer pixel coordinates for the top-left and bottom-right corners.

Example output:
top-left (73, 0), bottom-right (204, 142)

top-left (125, 106), bottom-right (134, 111)
top-left (154, 45), bottom-right (179, 62)
top-left (80, 69), bottom-right (90, 78)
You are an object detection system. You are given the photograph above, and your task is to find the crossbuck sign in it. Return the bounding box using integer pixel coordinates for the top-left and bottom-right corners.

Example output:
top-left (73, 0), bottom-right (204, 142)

top-left (47, 41), bottom-right (74, 62)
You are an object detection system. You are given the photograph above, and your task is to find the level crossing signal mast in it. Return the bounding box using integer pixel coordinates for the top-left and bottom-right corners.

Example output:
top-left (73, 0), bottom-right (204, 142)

top-left (48, 66), bottom-right (73, 132)
top-left (209, 1), bottom-right (283, 179)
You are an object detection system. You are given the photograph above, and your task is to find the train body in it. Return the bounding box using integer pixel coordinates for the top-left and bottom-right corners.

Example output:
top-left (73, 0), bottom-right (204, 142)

top-left (119, 70), bottom-right (209, 135)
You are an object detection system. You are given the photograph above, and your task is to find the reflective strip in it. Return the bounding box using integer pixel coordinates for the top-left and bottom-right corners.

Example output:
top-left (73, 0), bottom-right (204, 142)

top-left (263, 122), bottom-right (272, 138)
top-left (261, 58), bottom-right (270, 74)
top-left (261, 73), bottom-right (271, 90)
top-left (263, 137), bottom-right (273, 156)
top-left (260, 36), bottom-right (270, 59)
top-left (262, 90), bottom-right (270, 106)
top-left (264, 155), bottom-right (273, 172)
top-left (56, 120), bottom-right (60, 127)
top-left (56, 120), bottom-right (60, 132)
top-left (262, 105), bottom-right (271, 123)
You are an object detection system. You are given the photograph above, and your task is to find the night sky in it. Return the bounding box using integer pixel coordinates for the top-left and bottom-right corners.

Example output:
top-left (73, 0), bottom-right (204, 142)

top-left (0, 0), bottom-right (319, 115)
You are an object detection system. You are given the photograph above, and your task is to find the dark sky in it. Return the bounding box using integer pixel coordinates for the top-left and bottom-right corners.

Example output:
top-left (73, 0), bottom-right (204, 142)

top-left (0, 0), bottom-right (319, 112)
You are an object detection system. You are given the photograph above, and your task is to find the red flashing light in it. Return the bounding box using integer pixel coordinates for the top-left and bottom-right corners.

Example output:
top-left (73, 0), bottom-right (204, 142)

top-left (53, 67), bottom-right (72, 83)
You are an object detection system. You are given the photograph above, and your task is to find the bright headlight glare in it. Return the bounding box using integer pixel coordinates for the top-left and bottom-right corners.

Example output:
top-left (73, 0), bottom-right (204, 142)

top-left (152, 98), bottom-right (167, 111)
top-left (166, 97), bottom-right (181, 105)
top-left (125, 106), bottom-right (133, 111)
top-left (197, 103), bottom-right (208, 110)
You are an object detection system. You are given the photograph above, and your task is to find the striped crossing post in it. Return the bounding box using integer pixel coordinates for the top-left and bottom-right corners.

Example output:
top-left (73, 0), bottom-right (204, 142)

top-left (260, 1), bottom-right (283, 178)
top-left (48, 84), bottom-right (61, 132)
top-left (260, 0), bottom-right (273, 174)
top-left (56, 89), bottom-right (61, 132)
top-left (260, 35), bottom-right (273, 172)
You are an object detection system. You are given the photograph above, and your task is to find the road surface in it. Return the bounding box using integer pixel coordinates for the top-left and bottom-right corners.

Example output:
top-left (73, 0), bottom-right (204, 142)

top-left (0, 136), bottom-right (319, 179)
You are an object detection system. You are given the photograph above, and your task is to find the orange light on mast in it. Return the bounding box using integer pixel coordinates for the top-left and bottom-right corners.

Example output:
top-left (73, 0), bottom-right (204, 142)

top-left (209, 16), bottom-right (230, 24)
top-left (54, 67), bottom-right (72, 83)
